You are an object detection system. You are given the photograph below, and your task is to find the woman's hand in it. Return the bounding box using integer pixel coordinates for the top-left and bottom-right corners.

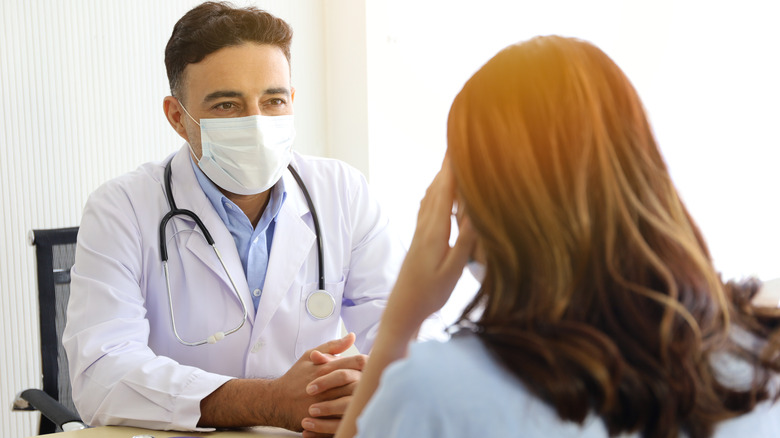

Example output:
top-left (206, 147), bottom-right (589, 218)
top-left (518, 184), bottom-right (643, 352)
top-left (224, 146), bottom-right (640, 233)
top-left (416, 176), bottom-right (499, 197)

top-left (384, 158), bottom-right (477, 333)
top-left (335, 158), bottom-right (477, 438)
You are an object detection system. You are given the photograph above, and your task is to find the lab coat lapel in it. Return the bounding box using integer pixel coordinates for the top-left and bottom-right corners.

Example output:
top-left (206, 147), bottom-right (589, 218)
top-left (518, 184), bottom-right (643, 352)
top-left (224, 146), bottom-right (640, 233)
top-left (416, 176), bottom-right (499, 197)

top-left (167, 145), bottom-right (256, 324)
top-left (254, 170), bottom-right (315, 335)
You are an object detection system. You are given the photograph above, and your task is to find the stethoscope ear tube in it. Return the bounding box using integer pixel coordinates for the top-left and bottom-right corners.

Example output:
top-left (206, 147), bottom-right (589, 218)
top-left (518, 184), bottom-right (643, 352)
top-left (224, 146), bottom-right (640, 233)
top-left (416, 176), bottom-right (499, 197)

top-left (159, 209), bottom-right (216, 260)
top-left (161, 159), bottom-right (217, 261)
top-left (287, 164), bottom-right (325, 291)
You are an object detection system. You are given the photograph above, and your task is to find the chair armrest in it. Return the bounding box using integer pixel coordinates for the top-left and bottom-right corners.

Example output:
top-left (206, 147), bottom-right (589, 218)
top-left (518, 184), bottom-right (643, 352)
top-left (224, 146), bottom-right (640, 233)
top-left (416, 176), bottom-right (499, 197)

top-left (15, 389), bottom-right (87, 431)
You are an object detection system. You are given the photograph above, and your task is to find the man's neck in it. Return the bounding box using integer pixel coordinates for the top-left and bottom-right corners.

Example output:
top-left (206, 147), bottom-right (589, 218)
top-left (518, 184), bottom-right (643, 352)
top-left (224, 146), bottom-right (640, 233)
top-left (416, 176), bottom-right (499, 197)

top-left (221, 188), bottom-right (271, 228)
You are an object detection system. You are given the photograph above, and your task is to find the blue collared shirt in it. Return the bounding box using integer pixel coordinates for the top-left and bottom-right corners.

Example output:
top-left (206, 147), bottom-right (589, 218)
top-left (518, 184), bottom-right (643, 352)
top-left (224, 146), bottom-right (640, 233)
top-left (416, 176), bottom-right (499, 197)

top-left (190, 158), bottom-right (287, 311)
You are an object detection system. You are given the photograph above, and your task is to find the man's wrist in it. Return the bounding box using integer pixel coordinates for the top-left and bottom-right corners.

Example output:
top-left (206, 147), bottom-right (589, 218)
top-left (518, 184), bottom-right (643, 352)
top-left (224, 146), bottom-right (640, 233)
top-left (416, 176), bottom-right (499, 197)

top-left (199, 378), bottom-right (282, 429)
top-left (262, 376), bottom-right (292, 429)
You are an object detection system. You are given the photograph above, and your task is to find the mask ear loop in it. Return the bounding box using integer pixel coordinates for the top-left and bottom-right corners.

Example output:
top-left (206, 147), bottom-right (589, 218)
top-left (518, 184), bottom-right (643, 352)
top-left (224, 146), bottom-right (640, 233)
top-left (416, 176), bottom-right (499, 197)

top-left (177, 99), bottom-right (202, 162)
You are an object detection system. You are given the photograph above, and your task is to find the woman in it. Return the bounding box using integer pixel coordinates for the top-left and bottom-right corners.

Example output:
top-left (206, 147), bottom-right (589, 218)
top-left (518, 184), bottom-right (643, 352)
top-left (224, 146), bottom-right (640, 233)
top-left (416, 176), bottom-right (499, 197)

top-left (326, 36), bottom-right (780, 437)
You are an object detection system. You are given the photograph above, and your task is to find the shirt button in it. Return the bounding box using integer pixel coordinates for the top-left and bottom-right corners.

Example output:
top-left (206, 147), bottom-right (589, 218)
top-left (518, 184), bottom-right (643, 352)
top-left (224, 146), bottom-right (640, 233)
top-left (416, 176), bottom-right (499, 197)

top-left (251, 340), bottom-right (265, 353)
top-left (253, 288), bottom-right (262, 297)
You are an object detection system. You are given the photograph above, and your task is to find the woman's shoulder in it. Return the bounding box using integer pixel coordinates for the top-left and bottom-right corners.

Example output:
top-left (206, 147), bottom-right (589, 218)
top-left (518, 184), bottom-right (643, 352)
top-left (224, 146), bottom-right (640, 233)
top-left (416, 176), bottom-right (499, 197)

top-left (357, 331), bottom-right (780, 438)
top-left (714, 397), bottom-right (780, 436)
top-left (390, 331), bottom-right (516, 394)
top-left (357, 332), bottom-right (613, 438)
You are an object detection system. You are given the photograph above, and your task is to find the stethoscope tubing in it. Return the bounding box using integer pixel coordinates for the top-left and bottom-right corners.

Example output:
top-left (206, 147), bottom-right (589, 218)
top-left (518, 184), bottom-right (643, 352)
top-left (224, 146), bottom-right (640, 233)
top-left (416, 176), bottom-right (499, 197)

top-left (286, 164), bottom-right (325, 291)
top-left (162, 250), bottom-right (247, 346)
top-left (159, 158), bottom-right (327, 345)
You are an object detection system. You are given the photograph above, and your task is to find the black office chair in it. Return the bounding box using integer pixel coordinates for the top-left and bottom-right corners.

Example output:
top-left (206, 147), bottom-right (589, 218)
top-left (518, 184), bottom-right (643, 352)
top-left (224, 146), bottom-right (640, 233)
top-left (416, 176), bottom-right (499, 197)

top-left (13, 227), bottom-right (87, 434)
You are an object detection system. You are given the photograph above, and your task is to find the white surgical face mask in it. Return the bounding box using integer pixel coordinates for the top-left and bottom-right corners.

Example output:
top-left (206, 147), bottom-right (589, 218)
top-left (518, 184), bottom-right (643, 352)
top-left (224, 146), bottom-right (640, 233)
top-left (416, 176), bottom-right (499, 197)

top-left (467, 260), bottom-right (486, 284)
top-left (181, 103), bottom-right (295, 195)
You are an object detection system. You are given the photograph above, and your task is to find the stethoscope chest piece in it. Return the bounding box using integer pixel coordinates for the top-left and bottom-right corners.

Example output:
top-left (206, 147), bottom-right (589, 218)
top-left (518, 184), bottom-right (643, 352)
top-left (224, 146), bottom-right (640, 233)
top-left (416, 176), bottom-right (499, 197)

top-left (306, 290), bottom-right (335, 319)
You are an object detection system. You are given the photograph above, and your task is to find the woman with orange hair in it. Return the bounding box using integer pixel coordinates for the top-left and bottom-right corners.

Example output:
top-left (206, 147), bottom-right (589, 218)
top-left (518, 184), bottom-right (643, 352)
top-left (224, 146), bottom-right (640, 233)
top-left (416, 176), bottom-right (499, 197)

top-left (327, 36), bottom-right (780, 438)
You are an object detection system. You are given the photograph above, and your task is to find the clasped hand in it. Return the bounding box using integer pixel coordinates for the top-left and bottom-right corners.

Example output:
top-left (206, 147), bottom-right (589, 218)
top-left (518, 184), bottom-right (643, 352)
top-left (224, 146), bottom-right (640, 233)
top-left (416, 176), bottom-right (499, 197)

top-left (273, 333), bottom-right (366, 438)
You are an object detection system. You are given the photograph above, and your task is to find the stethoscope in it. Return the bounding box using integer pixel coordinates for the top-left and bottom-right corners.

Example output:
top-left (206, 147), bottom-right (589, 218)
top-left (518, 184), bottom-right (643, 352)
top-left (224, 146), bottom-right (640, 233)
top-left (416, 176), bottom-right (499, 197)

top-left (159, 159), bottom-right (335, 346)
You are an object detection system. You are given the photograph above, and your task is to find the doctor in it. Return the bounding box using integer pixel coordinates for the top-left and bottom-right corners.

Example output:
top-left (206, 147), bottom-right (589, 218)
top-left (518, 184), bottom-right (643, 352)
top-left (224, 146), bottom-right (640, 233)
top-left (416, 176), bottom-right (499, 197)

top-left (63, 2), bottom-right (440, 436)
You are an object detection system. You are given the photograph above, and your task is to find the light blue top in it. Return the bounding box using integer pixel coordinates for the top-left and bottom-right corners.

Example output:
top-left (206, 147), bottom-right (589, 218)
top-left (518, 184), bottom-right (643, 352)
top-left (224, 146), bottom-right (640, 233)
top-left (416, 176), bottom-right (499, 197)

top-left (356, 332), bottom-right (780, 438)
top-left (191, 158), bottom-right (286, 310)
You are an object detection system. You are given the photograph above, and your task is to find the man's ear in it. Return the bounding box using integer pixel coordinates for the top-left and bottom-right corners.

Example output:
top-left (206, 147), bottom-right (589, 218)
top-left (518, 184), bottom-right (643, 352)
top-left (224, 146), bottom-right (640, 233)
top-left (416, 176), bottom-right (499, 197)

top-left (291, 87), bottom-right (296, 103)
top-left (163, 96), bottom-right (189, 141)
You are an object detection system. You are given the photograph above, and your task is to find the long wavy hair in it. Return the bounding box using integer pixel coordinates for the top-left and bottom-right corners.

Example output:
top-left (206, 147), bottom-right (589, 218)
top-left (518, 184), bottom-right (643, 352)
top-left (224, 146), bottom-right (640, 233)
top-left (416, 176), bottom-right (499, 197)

top-left (448, 35), bottom-right (780, 437)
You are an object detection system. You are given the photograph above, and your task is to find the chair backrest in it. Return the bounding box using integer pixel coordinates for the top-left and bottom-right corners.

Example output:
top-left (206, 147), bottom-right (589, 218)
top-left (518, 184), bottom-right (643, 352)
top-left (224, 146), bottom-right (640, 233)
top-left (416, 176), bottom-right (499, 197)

top-left (29, 227), bottom-right (79, 434)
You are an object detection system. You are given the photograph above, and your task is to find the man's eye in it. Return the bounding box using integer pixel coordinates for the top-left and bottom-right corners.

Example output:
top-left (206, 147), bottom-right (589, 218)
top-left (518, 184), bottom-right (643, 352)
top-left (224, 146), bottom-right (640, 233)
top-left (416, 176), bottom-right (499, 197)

top-left (268, 98), bottom-right (285, 106)
top-left (214, 102), bottom-right (235, 110)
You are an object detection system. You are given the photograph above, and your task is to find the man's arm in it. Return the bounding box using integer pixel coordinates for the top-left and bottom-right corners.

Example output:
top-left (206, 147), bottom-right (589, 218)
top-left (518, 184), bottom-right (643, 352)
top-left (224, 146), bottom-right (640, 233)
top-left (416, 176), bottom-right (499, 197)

top-left (64, 178), bottom-right (235, 431)
top-left (64, 175), bottom-right (366, 433)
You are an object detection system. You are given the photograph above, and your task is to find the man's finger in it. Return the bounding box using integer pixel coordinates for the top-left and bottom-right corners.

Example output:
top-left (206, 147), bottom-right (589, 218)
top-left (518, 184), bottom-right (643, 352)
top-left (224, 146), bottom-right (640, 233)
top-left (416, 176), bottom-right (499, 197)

top-left (307, 368), bottom-right (362, 395)
top-left (307, 354), bottom-right (367, 394)
top-left (302, 416), bottom-right (342, 435)
top-left (301, 429), bottom-right (335, 438)
top-left (323, 353), bottom-right (368, 372)
top-left (309, 395), bottom-right (351, 418)
top-left (310, 349), bottom-right (333, 365)
top-left (311, 332), bottom-right (356, 356)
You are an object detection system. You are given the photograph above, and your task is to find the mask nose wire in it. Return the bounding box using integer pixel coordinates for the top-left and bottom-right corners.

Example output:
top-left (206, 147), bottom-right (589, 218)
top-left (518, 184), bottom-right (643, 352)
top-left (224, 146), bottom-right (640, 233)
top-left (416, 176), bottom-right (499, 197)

top-left (177, 98), bottom-right (202, 162)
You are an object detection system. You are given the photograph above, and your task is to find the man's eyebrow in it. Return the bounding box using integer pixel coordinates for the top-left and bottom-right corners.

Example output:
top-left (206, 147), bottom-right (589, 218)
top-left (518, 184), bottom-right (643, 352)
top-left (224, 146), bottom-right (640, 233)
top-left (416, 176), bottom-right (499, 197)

top-left (202, 88), bottom-right (290, 103)
top-left (265, 87), bottom-right (291, 96)
top-left (203, 90), bottom-right (243, 103)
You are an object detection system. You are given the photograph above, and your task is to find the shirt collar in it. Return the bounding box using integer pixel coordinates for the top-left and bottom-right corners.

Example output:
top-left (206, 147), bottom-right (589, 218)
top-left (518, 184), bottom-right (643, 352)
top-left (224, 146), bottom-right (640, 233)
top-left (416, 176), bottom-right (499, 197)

top-left (189, 155), bottom-right (287, 225)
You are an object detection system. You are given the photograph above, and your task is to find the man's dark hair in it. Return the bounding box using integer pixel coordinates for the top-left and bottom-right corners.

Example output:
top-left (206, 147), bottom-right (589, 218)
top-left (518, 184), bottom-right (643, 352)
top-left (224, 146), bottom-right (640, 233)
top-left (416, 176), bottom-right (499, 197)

top-left (164, 1), bottom-right (293, 100)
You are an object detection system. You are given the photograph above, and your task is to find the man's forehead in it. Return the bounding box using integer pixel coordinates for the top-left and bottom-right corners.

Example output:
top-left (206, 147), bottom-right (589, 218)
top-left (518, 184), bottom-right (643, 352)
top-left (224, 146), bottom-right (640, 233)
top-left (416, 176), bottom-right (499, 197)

top-left (179, 45), bottom-right (291, 103)
top-left (187, 43), bottom-right (289, 73)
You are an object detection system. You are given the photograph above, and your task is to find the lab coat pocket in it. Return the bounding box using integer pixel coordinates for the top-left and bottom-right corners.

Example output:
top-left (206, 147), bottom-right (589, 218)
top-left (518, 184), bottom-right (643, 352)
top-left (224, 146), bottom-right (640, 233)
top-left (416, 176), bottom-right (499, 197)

top-left (295, 278), bottom-right (346, 358)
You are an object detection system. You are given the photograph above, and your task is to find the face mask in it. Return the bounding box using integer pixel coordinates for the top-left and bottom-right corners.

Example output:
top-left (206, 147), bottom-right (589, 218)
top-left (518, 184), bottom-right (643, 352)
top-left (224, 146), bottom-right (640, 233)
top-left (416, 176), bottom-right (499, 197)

top-left (467, 260), bottom-right (486, 283)
top-left (181, 103), bottom-right (296, 195)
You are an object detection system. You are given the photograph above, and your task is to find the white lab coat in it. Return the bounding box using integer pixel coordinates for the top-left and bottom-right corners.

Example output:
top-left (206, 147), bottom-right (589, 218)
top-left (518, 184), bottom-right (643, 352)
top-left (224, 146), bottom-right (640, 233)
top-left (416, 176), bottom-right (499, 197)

top-left (63, 145), bottom-right (439, 430)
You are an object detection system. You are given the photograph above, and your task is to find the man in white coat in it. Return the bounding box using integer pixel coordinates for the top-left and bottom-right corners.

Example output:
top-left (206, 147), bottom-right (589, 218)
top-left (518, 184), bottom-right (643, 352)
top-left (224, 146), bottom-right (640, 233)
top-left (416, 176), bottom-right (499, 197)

top-left (62, 2), bottom-right (442, 436)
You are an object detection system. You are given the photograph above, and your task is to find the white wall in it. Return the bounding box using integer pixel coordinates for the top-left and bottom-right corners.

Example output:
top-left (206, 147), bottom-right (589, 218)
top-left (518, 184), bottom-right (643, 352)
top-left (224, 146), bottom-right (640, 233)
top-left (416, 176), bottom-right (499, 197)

top-left (0, 1), bottom-right (327, 436)
top-left (363, 0), bottom-right (780, 323)
top-left (324, 0), bottom-right (370, 177)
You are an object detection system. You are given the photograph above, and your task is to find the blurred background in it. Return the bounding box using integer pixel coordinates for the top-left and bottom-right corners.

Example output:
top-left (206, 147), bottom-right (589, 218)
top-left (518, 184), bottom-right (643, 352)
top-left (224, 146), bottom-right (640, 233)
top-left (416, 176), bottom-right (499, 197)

top-left (2, 0), bottom-right (778, 435)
